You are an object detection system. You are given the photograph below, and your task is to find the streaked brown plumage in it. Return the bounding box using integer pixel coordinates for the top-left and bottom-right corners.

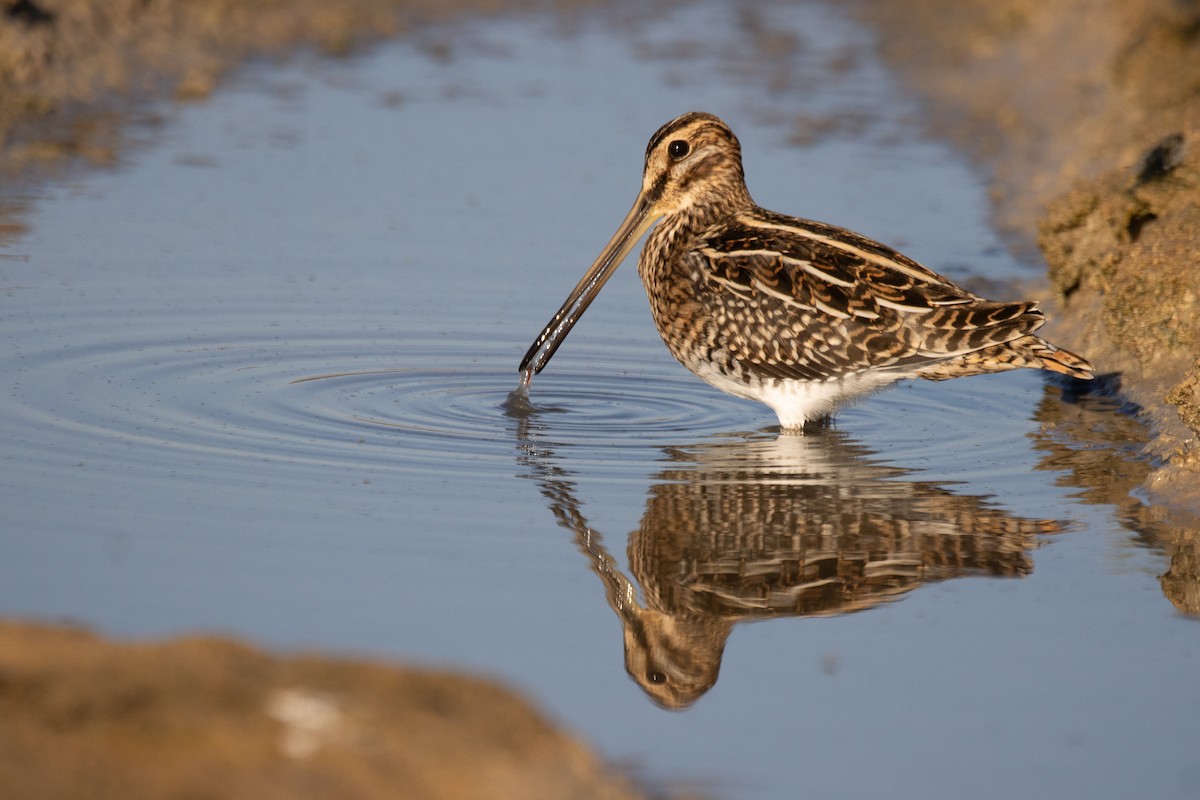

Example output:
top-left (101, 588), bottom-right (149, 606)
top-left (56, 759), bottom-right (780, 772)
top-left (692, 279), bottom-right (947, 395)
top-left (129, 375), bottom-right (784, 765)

top-left (519, 111), bottom-right (1093, 429)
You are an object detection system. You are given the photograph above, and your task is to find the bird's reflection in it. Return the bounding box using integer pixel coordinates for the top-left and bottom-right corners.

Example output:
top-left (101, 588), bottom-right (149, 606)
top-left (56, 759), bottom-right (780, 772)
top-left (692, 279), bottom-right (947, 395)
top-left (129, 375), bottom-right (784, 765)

top-left (507, 394), bottom-right (1063, 709)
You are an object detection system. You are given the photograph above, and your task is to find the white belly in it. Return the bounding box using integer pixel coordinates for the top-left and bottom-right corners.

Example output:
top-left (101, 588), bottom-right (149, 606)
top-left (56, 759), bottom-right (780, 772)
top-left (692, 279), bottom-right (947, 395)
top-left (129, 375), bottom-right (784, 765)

top-left (690, 363), bottom-right (903, 430)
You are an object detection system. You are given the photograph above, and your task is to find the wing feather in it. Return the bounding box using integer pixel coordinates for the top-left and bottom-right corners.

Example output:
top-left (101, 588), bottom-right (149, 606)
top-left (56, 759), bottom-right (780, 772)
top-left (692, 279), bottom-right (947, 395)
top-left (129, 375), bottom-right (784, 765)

top-left (687, 210), bottom-right (1047, 381)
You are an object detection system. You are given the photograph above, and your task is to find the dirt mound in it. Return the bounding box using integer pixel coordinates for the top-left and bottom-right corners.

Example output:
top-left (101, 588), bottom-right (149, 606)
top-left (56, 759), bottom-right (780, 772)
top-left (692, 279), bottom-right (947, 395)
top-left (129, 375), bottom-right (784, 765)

top-left (0, 620), bottom-right (647, 800)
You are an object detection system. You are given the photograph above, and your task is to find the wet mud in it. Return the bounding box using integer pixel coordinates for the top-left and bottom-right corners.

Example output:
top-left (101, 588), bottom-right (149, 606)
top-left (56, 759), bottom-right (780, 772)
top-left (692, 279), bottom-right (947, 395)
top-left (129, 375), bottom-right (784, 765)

top-left (853, 0), bottom-right (1200, 514)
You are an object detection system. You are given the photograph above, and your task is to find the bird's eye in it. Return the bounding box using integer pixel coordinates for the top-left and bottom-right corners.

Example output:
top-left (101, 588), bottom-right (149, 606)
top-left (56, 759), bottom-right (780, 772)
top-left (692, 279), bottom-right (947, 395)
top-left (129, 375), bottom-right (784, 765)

top-left (646, 671), bottom-right (667, 684)
top-left (667, 139), bottom-right (690, 160)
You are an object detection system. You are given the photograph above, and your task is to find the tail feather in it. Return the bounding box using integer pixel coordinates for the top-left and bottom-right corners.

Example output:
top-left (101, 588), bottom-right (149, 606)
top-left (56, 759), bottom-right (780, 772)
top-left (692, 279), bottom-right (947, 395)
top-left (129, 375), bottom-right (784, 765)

top-left (1035, 341), bottom-right (1095, 380)
top-left (916, 335), bottom-right (1094, 382)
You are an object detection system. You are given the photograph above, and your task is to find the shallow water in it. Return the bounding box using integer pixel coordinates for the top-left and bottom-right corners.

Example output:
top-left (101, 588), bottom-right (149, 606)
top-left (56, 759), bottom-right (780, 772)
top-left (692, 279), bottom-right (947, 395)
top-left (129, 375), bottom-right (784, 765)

top-left (2, 1), bottom-right (1198, 798)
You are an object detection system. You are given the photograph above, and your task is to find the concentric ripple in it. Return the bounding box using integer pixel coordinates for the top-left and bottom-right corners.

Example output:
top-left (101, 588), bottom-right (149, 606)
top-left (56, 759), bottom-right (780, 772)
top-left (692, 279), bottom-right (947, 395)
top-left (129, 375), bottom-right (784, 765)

top-left (1, 306), bottom-right (764, 488)
top-left (285, 336), bottom-right (765, 475)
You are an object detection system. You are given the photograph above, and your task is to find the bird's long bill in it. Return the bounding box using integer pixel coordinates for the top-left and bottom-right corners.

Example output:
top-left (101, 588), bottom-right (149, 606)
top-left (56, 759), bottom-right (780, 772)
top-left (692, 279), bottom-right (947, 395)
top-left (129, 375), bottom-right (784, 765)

top-left (518, 191), bottom-right (660, 381)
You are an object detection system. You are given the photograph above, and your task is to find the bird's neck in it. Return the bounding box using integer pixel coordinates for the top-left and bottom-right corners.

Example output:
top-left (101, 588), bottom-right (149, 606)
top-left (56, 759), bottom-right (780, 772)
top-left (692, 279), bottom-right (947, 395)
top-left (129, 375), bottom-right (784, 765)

top-left (643, 184), bottom-right (753, 268)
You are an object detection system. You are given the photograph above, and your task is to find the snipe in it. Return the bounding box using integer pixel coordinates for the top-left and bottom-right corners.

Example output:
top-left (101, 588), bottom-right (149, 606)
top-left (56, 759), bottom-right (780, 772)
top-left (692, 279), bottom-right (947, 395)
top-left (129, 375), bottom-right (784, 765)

top-left (519, 112), bottom-right (1093, 429)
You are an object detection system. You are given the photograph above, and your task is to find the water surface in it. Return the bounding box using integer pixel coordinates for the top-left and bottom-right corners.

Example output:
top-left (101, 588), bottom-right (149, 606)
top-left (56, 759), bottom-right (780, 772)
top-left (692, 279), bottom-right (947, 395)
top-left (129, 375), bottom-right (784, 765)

top-left (2, 2), bottom-right (1198, 798)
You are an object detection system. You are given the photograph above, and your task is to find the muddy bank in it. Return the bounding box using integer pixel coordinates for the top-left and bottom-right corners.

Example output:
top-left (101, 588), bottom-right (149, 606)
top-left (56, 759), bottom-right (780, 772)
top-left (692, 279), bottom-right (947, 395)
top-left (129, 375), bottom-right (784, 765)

top-left (0, 0), bottom-right (559, 176)
top-left (0, 620), bottom-right (652, 800)
top-left (852, 0), bottom-right (1200, 513)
